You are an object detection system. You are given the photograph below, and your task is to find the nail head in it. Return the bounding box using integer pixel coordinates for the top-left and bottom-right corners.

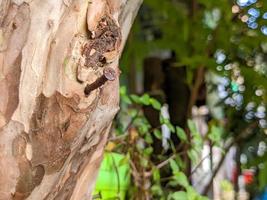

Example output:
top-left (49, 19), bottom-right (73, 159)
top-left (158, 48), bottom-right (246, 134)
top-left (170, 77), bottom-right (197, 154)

top-left (103, 67), bottom-right (116, 81)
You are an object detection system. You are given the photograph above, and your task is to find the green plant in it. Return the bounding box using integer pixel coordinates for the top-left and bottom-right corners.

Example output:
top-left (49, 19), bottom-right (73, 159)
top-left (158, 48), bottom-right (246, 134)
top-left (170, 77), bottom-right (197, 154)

top-left (119, 0), bottom-right (267, 194)
top-left (105, 87), bottom-right (228, 199)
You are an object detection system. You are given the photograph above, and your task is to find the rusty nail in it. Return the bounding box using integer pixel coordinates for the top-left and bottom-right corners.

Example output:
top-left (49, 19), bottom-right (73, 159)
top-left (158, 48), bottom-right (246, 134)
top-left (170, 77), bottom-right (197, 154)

top-left (84, 67), bottom-right (116, 96)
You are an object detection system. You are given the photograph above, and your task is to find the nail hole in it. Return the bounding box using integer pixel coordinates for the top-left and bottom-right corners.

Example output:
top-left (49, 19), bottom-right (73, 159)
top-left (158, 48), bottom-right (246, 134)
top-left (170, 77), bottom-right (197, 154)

top-left (84, 85), bottom-right (90, 96)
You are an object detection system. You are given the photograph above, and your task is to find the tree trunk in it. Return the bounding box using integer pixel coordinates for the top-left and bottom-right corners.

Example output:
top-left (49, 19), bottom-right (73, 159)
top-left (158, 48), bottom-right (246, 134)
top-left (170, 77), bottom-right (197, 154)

top-left (0, 0), bottom-right (142, 199)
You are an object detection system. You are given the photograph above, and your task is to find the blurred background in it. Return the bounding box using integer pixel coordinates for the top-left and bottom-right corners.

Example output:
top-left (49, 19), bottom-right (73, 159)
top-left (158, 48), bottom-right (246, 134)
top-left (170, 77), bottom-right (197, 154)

top-left (93, 0), bottom-right (267, 199)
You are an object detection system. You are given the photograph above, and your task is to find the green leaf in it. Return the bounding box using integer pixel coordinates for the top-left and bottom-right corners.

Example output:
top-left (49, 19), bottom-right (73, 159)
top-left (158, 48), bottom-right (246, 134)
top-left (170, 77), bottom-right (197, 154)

top-left (173, 171), bottom-right (189, 188)
top-left (175, 155), bottom-right (185, 169)
top-left (118, 155), bottom-right (129, 167)
top-left (159, 114), bottom-right (165, 124)
top-left (208, 125), bottom-right (223, 146)
top-left (152, 168), bottom-right (161, 182)
top-left (186, 186), bottom-right (209, 200)
top-left (129, 109), bottom-right (138, 117)
top-left (186, 186), bottom-right (197, 200)
top-left (144, 146), bottom-right (153, 155)
top-left (187, 119), bottom-right (198, 135)
top-left (144, 134), bottom-right (153, 144)
top-left (130, 94), bottom-right (141, 104)
top-left (138, 122), bottom-right (150, 135)
top-left (169, 140), bottom-right (176, 153)
top-left (192, 134), bottom-right (203, 151)
top-left (169, 159), bottom-right (179, 173)
top-left (121, 95), bottom-right (132, 104)
top-left (150, 98), bottom-right (161, 110)
top-left (119, 86), bottom-right (127, 96)
top-left (140, 157), bottom-right (149, 167)
top-left (167, 123), bottom-right (175, 133)
top-left (188, 149), bottom-right (199, 165)
top-left (153, 129), bottom-right (162, 139)
top-left (140, 94), bottom-right (151, 105)
top-left (198, 197), bottom-right (209, 200)
top-left (168, 180), bottom-right (179, 187)
top-left (176, 126), bottom-right (187, 142)
top-left (168, 191), bottom-right (187, 200)
top-left (161, 117), bottom-right (175, 132)
top-left (151, 184), bottom-right (163, 196)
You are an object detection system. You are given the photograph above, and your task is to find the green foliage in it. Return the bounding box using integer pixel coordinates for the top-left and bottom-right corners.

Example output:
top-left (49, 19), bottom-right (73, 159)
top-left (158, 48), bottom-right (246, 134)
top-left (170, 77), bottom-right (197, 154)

top-left (220, 180), bottom-right (234, 191)
top-left (168, 191), bottom-right (187, 200)
top-left (153, 129), bottom-right (162, 139)
top-left (127, 93), bottom-right (162, 110)
top-left (208, 124), bottom-right (223, 147)
top-left (259, 161), bottom-right (267, 190)
top-left (176, 126), bottom-right (187, 142)
top-left (113, 88), bottom-right (213, 199)
top-left (169, 159), bottom-right (179, 173)
top-left (160, 115), bottom-right (175, 132)
top-left (119, 0), bottom-right (267, 196)
top-left (167, 186), bottom-right (209, 200)
top-left (172, 171), bottom-right (189, 188)
top-left (150, 98), bottom-right (162, 110)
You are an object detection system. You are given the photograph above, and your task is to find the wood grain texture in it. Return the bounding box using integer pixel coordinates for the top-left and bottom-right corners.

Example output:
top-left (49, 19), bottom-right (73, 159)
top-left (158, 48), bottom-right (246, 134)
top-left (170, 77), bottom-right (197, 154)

top-left (0, 0), bottom-right (142, 199)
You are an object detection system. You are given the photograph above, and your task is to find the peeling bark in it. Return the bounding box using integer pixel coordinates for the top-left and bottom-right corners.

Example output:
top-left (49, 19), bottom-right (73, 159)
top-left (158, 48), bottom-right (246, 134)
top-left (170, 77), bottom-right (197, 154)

top-left (0, 0), bottom-right (142, 199)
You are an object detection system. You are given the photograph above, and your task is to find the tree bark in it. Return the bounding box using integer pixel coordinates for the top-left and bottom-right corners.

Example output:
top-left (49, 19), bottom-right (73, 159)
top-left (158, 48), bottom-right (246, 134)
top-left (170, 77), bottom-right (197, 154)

top-left (0, 0), bottom-right (142, 199)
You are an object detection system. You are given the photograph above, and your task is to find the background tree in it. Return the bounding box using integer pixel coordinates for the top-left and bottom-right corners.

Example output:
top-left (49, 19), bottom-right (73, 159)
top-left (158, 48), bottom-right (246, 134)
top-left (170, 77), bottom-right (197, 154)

top-left (118, 0), bottom-right (267, 198)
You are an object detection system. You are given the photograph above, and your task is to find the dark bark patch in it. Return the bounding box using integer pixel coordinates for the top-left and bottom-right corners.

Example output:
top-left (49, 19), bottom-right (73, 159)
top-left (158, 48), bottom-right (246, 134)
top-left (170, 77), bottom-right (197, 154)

top-left (32, 165), bottom-right (45, 187)
top-left (29, 92), bottom-right (89, 174)
top-left (12, 135), bottom-right (45, 200)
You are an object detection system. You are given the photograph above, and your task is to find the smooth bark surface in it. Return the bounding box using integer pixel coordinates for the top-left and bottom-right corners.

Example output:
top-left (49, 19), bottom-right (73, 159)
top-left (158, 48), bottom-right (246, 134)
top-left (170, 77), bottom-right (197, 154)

top-left (0, 0), bottom-right (142, 199)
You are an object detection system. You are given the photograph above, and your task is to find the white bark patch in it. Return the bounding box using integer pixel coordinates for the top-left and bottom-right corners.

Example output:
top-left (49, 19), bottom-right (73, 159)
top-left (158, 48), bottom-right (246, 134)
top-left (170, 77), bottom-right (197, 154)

top-left (12, 0), bottom-right (66, 132)
top-left (43, 0), bottom-right (88, 98)
top-left (64, 35), bottom-right (87, 81)
top-left (63, 0), bottom-right (71, 7)
top-left (86, 0), bottom-right (107, 32)
top-left (12, 0), bottom-right (33, 6)
top-left (25, 142), bottom-right (32, 161)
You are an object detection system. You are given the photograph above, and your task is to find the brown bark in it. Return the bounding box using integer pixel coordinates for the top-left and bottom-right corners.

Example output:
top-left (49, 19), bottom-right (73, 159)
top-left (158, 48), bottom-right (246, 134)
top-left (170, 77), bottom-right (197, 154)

top-left (0, 0), bottom-right (142, 199)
